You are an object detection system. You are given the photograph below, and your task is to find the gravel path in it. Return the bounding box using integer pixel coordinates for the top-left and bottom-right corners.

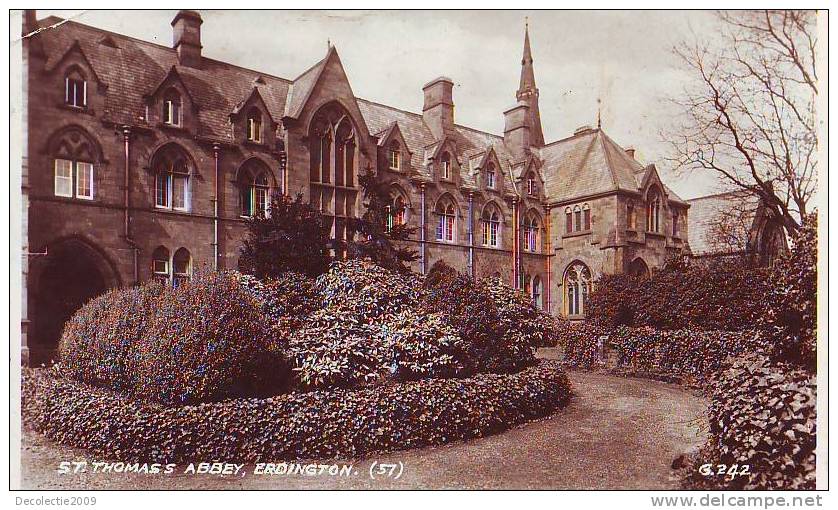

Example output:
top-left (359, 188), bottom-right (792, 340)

top-left (19, 370), bottom-right (707, 490)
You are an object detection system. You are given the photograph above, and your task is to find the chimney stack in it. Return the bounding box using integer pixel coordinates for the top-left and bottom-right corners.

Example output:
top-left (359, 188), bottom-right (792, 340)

top-left (503, 100), bottom-right (531, 157)
top-left (422, 77), bottom-right (454, 140)
top-left (172, 10), bottom-right (203, 68)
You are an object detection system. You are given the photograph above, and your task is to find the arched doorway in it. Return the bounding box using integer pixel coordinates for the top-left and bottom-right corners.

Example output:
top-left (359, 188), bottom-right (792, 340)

top-left (628, 257), bottom-right (650, 278)
top-left (30, 238), bottom-right (120, 363)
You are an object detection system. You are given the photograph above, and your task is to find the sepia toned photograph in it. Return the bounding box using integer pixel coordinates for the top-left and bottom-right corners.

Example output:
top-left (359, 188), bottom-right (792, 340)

top-left (8, 7), bottom-right (826, 500)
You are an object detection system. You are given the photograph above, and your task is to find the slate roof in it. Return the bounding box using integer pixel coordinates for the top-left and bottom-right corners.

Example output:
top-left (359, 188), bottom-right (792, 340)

top-left (687, 191), bottom-right (760, 256)
top-left (38, 16), bottom-right (291, 140)
top-left (34, 14), bottom-right (683, 206)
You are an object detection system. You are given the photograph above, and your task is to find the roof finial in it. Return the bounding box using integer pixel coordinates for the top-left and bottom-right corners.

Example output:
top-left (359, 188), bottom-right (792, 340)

top-left (327, 38), bottom-right (331, 52)
top-left (597, 97), bottom-right (602, 129)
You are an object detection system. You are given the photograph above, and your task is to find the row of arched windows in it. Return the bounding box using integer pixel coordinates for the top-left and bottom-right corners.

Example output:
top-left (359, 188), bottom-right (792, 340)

top-left (50, 128), bottom-right (278, 218)
top-left (152, 246), bottom-right (192, 287)
top-left (565, 203), bottom-right (591, 233)
top-left (431, 196), bottom-right (542, 251)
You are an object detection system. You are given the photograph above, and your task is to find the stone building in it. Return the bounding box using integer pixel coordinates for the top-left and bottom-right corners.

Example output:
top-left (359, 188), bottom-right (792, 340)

top-left (20, 10), bottom-right (690, 363)
top-left (687, 191), bottom-right (788, 266)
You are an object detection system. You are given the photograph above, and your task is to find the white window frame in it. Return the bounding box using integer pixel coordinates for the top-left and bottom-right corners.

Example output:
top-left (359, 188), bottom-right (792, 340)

top-left (75, 161), bottom-right (94, 200)
top-left (388, 145), bottom-right (401, 170)
top-left (64, 76), bottom-right (87, 108)
top-left (55, 158), bottom-right (94, 200)
top-left (155, 172), bottom-right (190, 212)
top-left (54, 159), bottom-right (73, 198)
top-left (247, 115), bottom-right (262, 143)
top-left (486, 167), bottom-right (496, 189)
top-left (164, 97), bottom-right (181, 126)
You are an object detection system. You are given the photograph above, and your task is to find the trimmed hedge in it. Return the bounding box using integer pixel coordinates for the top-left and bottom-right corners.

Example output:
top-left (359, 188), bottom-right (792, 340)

top-left (59, 271), bottom-right (288, 405)
top-left (22, 360), bottom-right (572, 463)
top-left (564, 325), bottom-right (766, 387)
top-left (586, 262), bottom-right (771, 331)
top-left (684, 355), bottom-right (816, 490)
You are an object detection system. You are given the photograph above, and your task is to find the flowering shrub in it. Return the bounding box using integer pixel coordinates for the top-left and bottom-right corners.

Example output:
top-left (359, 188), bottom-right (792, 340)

top-left (316, 259), bottom-right (423, 321)
top-left (684, 355), bottom-right (816, 489)
top-left (59, 282), bottom-right (163, 393)
top-left (421, 269), bottom-right (535, 374)
top-left (60, 271), bottom-right (289, 405)
top-left (235, 271), bottom-right (321, 335)
top-left (759, 214), bottom-right (818, 370)
top-left (287, 308), bottom-right (465, 390)
top-left (482, 277), bottom-right (566, 348)
top-left (23, 360), bottom-right (572, 463)
top-left (587, 263), bottom-right (772, 331)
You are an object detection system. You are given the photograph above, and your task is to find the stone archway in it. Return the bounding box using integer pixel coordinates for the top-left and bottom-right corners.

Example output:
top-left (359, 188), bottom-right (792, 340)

top-left (29, 237), bottom-right (120, 364)
top-left (628, 257), bottom-right (650, 278)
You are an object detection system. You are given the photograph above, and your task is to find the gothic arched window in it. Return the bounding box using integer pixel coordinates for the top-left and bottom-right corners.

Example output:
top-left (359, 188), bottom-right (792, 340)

top-left (386, 191), bottom-right (408, 232)
top-left (481, 204), bottom-right (501, 247)
top-left (239, 160), bottom-right (271, 217)
top-left (152, 246), bottom-right (170, 283)
top-left (565, 207), bottom-right (573, 233)
top-left (647, 188), bottom-right (662, 233)
top-left (532, 275), bottom-right (543, 309)
top-left (153, 144), bottom-right (191, 211)
top-left (564, 261), bottom-right (592, 316)
top-left (435, 197), bottom-right (457, 242)
top-left (582, 203), bottom-right (592, 231)
top-left (172, 248), bottom-right (192, 288)
top-left (51, 127), bottom-right (97, 200)
top-left (486, 162), bottom-right (496, 189)
top-left (524, 212), bottom-right (541, 252)
top-left (64, 67), bottom-right (87, 108)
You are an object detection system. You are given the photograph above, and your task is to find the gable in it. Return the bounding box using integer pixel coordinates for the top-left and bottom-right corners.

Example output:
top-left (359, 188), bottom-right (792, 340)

top-left (45, 40), bottom-right (104, 87)
top-left (288, 48), bottom-right (372, 139)
top-left (230, 87), bottom-right (276, 126)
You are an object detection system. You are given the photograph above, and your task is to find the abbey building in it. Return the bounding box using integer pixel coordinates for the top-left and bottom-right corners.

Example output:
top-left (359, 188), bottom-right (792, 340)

top-left (21, 10), bottom-right (692, 362)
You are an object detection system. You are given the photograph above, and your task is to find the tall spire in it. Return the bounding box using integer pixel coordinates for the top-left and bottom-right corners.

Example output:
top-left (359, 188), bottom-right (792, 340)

top-left (516, 19), bottom-right (544, 147)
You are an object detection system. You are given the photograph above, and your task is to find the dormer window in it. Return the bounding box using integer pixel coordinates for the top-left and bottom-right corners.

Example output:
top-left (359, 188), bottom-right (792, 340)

top-left (64, 69), bottom-right (87, 108)
top-left (527, 173), bottom-right (537, 196)
top-left (388, 141), bottom-right (401, 170)
top-left (246, 108), bottom-right (262, 143)
top-left (440, 152), bottom-right (451, 180)
top-left (486, 163), bottom-right (496, 189)
top-left (647, 188), bottom-right (662, 233)
top-left (163, 90), bottom-right (182, 126)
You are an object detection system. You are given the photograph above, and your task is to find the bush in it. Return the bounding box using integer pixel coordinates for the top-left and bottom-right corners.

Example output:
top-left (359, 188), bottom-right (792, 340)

top-left (421, 267), bottom-right (535, 374)
top-left (586, 262), bottom-right (772, 331)
top-left (234, 271), bottom-right (321, 336)
top-left (760, 214), bottom-right (817, 370)
top-left (483, 277), bottom-right (566, 348)
top-left (59, 282), bottom-right (163, 393)
top-left (316, 259), bottom-right (423, 322)
top-left (23, 360), bottom-right (572, 463)
top-left (59, 271), bottom-right (289, 405)
top-left (564, 325), bottom-right (766, 387)
top-left (684, 355), bottom-right (816, 489)
top-left (287, 308), bottom-right (465, 390)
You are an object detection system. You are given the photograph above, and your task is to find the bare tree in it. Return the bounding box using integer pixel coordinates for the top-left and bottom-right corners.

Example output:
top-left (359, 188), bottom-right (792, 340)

top-left (667, 10), bottom-right (818, 236)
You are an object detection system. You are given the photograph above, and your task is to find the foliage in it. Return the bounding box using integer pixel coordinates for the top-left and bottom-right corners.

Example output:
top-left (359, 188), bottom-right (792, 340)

top-left (347, 168), bottom-right (418, 273)
top-left (23, 360), bottom-right (572, 463)
top-left (564, 325), bottom-right (766, 386)
top-left (315, 259), bottom-right (423, 322)
top-left (684, 355), bottom-right (816, 490)
top-left (760, 213), bottom-right (818, 370)
top-left (59, 282), bottom-right (164, 393)
top-left (586, 260), bottom-right (772, 331)
top-left (287, 308), bottom-right (465, 390)
top-left (59, 271), bottom-right (289, 405)
top-left (234, 271), bottom-right (322, 336)
top-left (238, 192), bottom-right (332, 278)
top-left (420, 262), bottom-right (536, 374)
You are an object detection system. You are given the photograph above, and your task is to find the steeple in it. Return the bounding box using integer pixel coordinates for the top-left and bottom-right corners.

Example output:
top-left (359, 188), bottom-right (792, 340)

top-left (515, 20), bottom-right (544, 147)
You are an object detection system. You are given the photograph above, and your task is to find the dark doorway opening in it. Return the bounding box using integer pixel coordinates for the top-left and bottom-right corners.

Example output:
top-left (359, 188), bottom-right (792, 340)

top-left (30, 239), bottom-right (114, 364)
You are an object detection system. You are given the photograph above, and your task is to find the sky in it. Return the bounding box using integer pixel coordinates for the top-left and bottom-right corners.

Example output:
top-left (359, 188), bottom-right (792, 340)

top-left (38, 9), bottom-right (725, 199)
